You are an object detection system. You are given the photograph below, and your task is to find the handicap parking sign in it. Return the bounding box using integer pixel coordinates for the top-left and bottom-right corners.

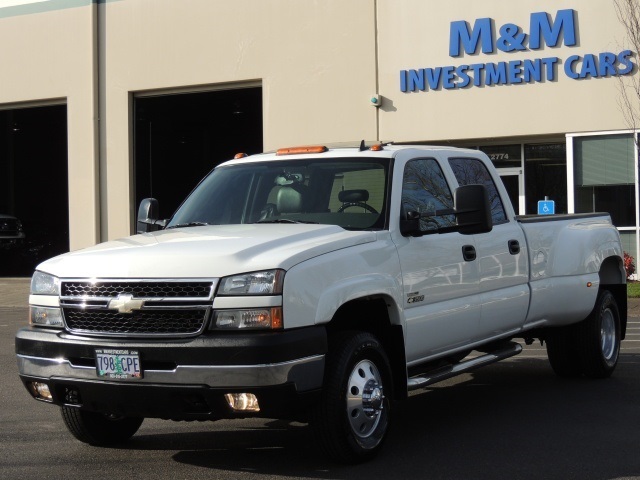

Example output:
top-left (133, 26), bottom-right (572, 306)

top-left (538, 200), bottom-right (555, 215)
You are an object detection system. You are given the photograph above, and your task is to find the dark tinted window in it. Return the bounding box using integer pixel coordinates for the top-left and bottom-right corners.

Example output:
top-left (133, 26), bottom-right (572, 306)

top-left (402, 158), bottom-right (455, 231)
top-left (525, 143), bottom-right (567, 214)
top-left (449, 157), bottom-right (507, 224)
top-left (575, 185), bottom-right (635, 227)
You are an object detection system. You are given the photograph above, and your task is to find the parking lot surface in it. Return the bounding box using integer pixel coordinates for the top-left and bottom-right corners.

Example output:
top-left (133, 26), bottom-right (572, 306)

top-left (2, 278), bottom-right (640, 479)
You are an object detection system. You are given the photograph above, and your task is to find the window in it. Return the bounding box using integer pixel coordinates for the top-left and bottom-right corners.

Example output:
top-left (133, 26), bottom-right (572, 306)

top-left (167, 158), bottom-right (389, 230)
top-left (525, 143), bottom-right (567, 214)
top-left (449, 157), bottom-right (507, 224)
top-left (328, 168), bottom-right (385, 213)
top-left (574, 134), bottom-right (635, 227)
top-left (402, 158), bottom-right (455, 231)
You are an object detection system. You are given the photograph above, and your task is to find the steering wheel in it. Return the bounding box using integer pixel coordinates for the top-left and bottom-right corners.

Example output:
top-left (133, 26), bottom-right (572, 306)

top-left (337, 202), bottom-right (379, 214)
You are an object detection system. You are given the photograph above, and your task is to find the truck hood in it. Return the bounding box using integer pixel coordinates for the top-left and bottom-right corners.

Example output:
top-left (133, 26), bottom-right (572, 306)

top-left (38, 224), bottom-right (378, 279)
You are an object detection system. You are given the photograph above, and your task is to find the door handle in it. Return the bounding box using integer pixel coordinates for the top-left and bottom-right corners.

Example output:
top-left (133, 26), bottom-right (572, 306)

top-left (508, 240), bottom-right (520, 255)
top-left (462, 245), bottom-right (476, 262)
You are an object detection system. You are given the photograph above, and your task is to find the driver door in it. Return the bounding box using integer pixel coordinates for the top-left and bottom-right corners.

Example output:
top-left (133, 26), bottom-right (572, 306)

top-left (392, 155), bottom-right (481, 364)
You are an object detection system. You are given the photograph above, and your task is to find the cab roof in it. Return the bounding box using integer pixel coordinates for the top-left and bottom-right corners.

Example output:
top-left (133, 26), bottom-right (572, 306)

top-left (220, 144), bottom-right (482, 167)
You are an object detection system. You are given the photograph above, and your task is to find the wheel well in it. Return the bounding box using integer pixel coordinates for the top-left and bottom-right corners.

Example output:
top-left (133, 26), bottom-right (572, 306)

top-left (599, 256), bottom-right (625, 284)
top-left (326, 297), bottom-right (407, 400)
top-left (599, 256), bottom-right (627, 340)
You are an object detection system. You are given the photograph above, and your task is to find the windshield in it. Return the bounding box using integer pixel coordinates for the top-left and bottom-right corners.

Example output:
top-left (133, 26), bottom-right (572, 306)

top-left (166, 158), bottom-right (390, 230)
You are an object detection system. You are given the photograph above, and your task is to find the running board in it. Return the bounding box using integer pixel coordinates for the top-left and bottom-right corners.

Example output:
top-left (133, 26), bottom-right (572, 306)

top-left (407, 341), bottom-right (523, 391)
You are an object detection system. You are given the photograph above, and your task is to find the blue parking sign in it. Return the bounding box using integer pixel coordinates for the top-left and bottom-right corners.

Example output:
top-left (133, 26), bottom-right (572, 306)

top-left (538, 200), bottom-right (555, 215)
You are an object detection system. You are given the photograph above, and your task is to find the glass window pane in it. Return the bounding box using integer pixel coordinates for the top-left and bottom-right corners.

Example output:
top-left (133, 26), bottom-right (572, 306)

top-left (524, 143), bottom-right (567, 214)
top-left (402, 158), bottom-right (455, 231)
top-left (575, 185), bottom-right (635, 227)
top-left (449, 157), bottom-right (507, 224)
top-left (575, 134), bottom-right (634, 186)
top-left (500, 175), bottom-right (520, 215)
top-left (167, 158), bottom-right (389, 230)
top-left (619, 231), bottom-right (637, 263)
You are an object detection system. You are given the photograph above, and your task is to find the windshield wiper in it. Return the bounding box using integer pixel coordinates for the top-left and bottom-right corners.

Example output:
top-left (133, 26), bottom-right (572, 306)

top-left (166, 222), bottom-right (212, 229)
top-left (255, 219), bottom-right (319, 224)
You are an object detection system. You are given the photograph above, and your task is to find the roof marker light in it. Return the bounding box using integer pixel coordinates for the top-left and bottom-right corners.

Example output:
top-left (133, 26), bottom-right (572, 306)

top-left (234, 153), bottom-right (248, 159)
top-left (276, 146), bottom-right (328, 156)
top-left (370, 144), bottom-right (384, 151)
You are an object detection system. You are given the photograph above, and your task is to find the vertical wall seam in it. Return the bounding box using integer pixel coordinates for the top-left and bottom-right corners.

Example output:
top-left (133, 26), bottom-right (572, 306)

top-left (91, 0), bottom-right (103, 244)
top-left (374, 0), bottom-right (380, 142)
top-left (635, 130), bottom-right (639, 262)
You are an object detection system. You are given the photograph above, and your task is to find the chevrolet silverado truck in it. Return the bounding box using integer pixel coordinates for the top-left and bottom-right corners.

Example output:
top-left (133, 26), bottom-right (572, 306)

top-left (16, 144), bottom-right (627, 463)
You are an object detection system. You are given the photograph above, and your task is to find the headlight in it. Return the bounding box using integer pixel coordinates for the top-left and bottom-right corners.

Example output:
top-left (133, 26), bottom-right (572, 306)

top-left (212, 307), bottom-right (283, 330)
top-left (30, 306), bottom-right (64, 328)
top-left (218, 269), bottom-right (284, 296)
top-left (30, 271), bottom-right (60, 295)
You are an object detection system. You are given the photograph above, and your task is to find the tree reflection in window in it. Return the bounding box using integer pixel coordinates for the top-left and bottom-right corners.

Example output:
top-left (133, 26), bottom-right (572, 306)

top-left (449, 157), bottom-right (507, 224)
top-left (402, 158), bottom-right (455, 231)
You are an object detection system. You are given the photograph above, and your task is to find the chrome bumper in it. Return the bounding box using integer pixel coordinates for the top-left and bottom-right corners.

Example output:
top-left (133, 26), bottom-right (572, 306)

top-left (17, 353), bottom-right (325, 391)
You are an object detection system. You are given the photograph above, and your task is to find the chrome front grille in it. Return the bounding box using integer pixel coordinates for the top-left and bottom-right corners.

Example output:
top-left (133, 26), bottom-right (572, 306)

top-left (61, 281), bottom-right (213, 298)
top-left (60, 279), bottom-right (217, 338)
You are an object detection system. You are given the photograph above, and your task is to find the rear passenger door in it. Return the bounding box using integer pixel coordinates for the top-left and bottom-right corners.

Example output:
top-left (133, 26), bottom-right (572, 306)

top-left (448, 156), bottom-right (530, 340)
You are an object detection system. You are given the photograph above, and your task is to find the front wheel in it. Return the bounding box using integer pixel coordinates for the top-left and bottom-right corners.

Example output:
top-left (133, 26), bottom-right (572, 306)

top-left (61, 407), bottom-right (144, 445)
top-left (312, 331), bottom-right (392, 463)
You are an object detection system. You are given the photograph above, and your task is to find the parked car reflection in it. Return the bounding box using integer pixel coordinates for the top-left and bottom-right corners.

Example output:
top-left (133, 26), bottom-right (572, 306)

top-left (0, 213), bottom-right (25, 247)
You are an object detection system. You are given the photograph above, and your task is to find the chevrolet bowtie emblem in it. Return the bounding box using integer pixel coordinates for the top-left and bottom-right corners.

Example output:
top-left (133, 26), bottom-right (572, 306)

top-left (108, 294), bottom-right (145, 314)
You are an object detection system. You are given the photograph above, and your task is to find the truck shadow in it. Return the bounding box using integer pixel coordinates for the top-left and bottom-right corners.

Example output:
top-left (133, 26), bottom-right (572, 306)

top-left (129, 354), bottom-right (640, 479)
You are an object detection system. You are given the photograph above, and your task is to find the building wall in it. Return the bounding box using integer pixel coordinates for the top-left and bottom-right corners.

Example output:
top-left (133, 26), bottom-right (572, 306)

top-left (378, 0), bottom-right (632, 142)
top-left (0, 0), bottom-right (636, 248)
top-left (101, 0), bottom-right (378, 240)
top-left (0, 1), bottom-right (99, 250)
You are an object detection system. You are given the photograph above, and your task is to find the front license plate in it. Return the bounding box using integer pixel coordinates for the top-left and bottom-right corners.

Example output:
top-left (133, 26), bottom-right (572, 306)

top-left (95, 349), bottom-right (143, 379)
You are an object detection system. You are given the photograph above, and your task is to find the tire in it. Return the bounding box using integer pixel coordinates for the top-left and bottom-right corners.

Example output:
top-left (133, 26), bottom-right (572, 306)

top-left (546, 325), bottom-right (582, 378)
top-left (61, 407), bottom-right (143, 446)
top-left (312, 331), bottom-right (392, 464)
top-left (577, 289), bottom-right (621, 379)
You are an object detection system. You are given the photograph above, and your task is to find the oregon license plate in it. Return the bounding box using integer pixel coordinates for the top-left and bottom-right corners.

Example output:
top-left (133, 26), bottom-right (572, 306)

top-left (95, 349), bottom-right (142, 379)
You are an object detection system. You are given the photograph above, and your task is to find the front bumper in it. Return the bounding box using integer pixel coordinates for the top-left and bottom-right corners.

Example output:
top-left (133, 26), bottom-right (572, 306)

top-left (16, 325), bottom-right (326, 420)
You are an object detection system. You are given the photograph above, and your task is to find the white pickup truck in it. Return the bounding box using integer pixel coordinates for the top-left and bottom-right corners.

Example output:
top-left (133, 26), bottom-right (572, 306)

top-left (16, 144), bottom-right (627, 463)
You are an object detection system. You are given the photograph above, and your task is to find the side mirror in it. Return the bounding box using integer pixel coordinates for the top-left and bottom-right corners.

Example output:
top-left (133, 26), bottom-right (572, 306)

top-left (400, 209), bottom-right (422, 237)
top-left (399, 184), bottom-right (493, 237)
top-left (455, 184), bottom-right (493, 235)
top-left (137, 198), bottom-right (166, 233)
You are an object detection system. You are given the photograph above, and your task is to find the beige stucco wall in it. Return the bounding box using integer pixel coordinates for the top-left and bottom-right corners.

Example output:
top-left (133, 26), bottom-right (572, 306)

top-left (377, 0), bottom-right (633, 142)
top-left (0, 2), bottom-right (99, 251)
top-left (0, 0), bottom-right (637, 248)
top-left (101, 0), bottom-right (378, 240)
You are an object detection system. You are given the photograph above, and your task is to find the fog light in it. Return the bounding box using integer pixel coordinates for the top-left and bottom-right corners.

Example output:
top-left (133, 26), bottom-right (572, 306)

top-left (29, 306), bottom-right (64, 328)
top-left (28, 382), bottom-right (53, 401)
top-left (224, 393), bottom-right (260, 412)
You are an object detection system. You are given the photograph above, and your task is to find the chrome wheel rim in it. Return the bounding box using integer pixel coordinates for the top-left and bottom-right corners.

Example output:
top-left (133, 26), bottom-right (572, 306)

top-left (600, 307), bottom-right (617, 361)
top-left (346, 359), bottom-right (384, 439)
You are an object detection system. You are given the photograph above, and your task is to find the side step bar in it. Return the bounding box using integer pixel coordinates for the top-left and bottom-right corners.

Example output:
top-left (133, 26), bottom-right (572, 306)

top-left (407, 341), bottom-right (523, 391)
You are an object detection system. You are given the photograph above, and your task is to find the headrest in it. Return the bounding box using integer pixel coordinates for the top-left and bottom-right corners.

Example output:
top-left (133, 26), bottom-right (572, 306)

top-left (276, 186), bottom-right (304, 213)
top-left (275, 173), bottom-right (304, 186)
top-left (338, 189), bottom-right (369, 203)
